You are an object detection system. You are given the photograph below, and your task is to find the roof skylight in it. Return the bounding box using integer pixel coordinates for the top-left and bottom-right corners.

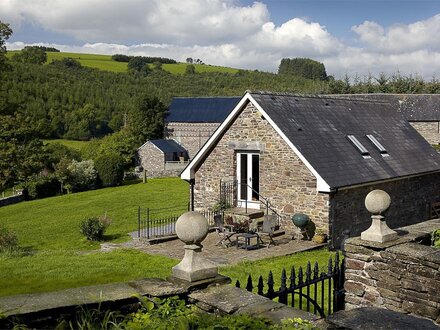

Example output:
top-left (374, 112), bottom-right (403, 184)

top-left (366, 134), bottom-right (388, 156)
top-left (347, 135), bottom-right (370, 158)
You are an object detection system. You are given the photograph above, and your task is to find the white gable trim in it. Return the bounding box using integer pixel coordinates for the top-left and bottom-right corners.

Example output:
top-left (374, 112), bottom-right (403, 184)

top-left (180, 92), bottom-right (331, 192)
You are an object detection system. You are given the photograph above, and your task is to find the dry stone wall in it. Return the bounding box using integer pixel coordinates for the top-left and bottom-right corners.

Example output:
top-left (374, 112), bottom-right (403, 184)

top-left (193, 101), bottom-right (329, 233)
top-left (343, 219), bottom-right (440, 324)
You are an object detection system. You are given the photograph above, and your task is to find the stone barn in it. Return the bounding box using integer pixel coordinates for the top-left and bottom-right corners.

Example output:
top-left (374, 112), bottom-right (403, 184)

top-left (165, 96), bottom-right (240, 158)
top-left (137, 139), bottom-right (189, 178)
top-left (181, 91), bottom-right (440, 248)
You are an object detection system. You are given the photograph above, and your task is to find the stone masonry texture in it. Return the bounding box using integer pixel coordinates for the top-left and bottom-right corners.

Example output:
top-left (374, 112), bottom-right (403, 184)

top-left (193, 101), bottom-right (330, 234)
top-left (166, 122), bottom-right (219, 159)
top-left (410, 121), bottom-right (440, 145)
top-left (136, 142), bottom-right (186, 178)
top-left (343, 219), bottom-right (440, 325)
top-left (330, 173), bottom-right (440, 248)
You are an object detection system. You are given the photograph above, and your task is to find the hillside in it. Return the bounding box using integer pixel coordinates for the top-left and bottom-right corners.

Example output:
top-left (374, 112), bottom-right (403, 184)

top-left (7, 50), bottom-right (239, 74)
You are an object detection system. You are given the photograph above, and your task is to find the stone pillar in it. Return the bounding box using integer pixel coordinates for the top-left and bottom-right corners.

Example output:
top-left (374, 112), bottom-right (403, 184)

top-left (171, 211), bottom-right (218, 282)
top-left (361, 190), bottom-right (397, 243)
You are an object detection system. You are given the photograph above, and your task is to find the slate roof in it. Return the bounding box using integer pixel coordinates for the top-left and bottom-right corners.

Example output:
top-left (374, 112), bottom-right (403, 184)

top-left (250, 92), bottom-right (440, 189)
top-left (166, 97), bottom-right (240, 123)
top-left (150, 139), bottom-right (187, 153)
top-left (328, 94), bottom-right (440, 121)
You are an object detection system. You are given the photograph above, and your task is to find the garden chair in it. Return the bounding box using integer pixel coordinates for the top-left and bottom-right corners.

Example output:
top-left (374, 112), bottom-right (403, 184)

top-left (256, 215), bottom-right (276, 248)
top-left (213, 214), bottom-right (236, 247)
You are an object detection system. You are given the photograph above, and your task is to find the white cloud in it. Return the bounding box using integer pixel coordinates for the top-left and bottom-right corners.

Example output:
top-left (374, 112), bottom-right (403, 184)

top-left (352, 15), bottom-right (440, 53)
top-left (3, 1), bottom-right (440, 79)
top-left (1, 0), bottom-right (269, 45)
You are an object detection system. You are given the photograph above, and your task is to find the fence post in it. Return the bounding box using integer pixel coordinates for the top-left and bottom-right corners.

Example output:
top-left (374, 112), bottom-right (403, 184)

top-left (138, 206), bottom-right (141, 238)
top-left (146, 208), bottom-right (150, 239)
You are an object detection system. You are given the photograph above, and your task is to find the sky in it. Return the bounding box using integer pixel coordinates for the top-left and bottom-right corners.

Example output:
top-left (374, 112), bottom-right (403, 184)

top-left (2, 0), bottom-right (440, 79)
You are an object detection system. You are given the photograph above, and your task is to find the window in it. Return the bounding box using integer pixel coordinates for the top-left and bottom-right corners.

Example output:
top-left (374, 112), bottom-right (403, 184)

top-left (346, 135), bottom-right (370, 158)
top-left (366, 134), bottom-right (388, 156)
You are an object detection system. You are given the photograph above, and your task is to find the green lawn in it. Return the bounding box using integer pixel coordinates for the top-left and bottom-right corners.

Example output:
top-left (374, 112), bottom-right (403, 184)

top-left (0, 178), bottom-right (189, 251)
top-left (43, 139), bottom-right (91, 151)
top-left (0, 177), bottom-right (333, 301)
top-left (7, 51), bottom-right (239, 74)
top-left (0, 250), bottom-right (178, 297)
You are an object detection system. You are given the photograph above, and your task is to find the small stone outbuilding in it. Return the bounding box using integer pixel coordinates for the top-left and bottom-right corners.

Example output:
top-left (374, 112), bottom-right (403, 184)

top-left (137, 139), bottom-right (189, 178)
top-left (181, 91), bottom-right (440, 248)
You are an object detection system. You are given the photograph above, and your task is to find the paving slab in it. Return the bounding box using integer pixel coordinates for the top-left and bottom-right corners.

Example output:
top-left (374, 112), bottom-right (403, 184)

top-left (326, 307), bottom-right (439, 330)
top-left (105, 232), bottom-right (325, 266)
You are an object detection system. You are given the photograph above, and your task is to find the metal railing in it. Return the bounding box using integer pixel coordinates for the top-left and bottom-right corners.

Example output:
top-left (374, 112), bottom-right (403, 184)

top-left (235, 252), bottom-right (345, 318)
top-left (137, 206), bottom-right (218, 239)
top-left (220, 179), bottom-right (282, 222)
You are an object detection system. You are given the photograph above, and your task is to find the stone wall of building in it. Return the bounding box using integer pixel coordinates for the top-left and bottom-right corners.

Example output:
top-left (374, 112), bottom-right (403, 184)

top-left (166, 122), bottom-right (220, 159)
top-left (136, 142), bottom-right (188, 178)
top-left (137, 142), bottom-right (165, 175)
top-left (410, 121), bottom-right (440, 145)
top-left (330, 173), bottom-right (440, 248)
top-left (343, 219), bottom-right (440, 324)
top-left (193, 101), bottom-right (329, 233)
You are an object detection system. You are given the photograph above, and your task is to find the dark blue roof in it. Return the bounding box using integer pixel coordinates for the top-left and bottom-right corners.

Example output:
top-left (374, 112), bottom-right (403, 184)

top-left (150, 139), bottom-right (187, 153)
top-left (166, 97), bottom-right (240, 123)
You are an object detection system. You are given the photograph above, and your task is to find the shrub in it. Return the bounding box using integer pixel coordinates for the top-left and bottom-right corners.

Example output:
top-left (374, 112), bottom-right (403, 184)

top-left (0, 225), bottom-right (19, 253)
top-left (94, 153), bottom-right (124, 187)
top-left (22, 174), bottom-right (60, 200)
top-left (432, 229), bottom-right (440, 248)
top-left (80, 215), bottom-right (111, 241)
top-left (67, 159), bottom-right (97, 192)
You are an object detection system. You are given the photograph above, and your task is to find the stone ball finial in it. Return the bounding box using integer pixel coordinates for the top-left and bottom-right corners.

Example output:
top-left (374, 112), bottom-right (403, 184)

top-left (365, 189), bottom-right (391, 215)
top-left (175, 211), bottom-right (209, 244)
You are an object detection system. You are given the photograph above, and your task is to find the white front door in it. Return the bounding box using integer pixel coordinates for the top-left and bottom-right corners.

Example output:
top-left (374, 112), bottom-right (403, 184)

top-left (236, 152), bottom-right (260, 209)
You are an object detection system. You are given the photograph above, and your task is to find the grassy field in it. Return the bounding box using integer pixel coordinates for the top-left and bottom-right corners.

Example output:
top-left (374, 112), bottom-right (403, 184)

top-left (7, 51), bottom-right (239, 74)
top-left (0, 250), bottom-right (178, 297)
top-left (0, 177), bottom-right (333, 300)
top-left (0, 178), bottom-right (189, 251)
top-left (43, 139), bottom-right (91, 151)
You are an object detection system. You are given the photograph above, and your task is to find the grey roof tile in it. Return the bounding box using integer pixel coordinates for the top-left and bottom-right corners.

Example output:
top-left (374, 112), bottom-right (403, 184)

top-left (251, 92), bottom-right (440, 189)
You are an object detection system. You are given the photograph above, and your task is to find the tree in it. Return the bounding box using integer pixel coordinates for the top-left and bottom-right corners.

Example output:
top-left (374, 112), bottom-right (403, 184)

top-left (50, 57), bottom-right (82, 69)
top-left (0, 106), bottom-right (46, 189)
top-left (94, 152), bottom-right (124, 187)
top-left (278, 58), bottom-right (327, 81)
top-left (153, 61), bottom-right (163, 70)
top-left (127, 96), bottom-right (167, 145)
top-left (12, 46), bottom-right (47, 65)
top-left (185, 64), bottom-right (196, 74)
top-left (0, 20), bottom-right (12, 75)
top-left (186, 57), bottom-right (193, 64)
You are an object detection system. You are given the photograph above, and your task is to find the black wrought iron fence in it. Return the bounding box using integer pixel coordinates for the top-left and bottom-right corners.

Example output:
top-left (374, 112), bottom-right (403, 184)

top-left (137, 207), bottom-right (220, 239)
top-left (235, 252), bottom-right (345, 317)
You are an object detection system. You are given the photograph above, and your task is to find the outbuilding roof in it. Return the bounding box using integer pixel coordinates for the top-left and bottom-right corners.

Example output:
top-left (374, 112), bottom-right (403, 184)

top-left (181, 92), bottom-right (440, 191)
top-left (166, 97), bottom-right (241, 123)
top-left (329, 94), bottom-right (440, 121)
top-left (149, 139), bottom-right (187, 153)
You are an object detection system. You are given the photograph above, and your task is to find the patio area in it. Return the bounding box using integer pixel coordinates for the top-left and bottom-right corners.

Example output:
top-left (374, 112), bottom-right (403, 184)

top-left (102, 232), bottom-right (326, 266)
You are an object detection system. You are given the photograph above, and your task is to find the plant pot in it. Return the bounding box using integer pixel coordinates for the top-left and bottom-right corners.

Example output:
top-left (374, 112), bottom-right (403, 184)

top-left (312, 233), bottom-right (327, 244)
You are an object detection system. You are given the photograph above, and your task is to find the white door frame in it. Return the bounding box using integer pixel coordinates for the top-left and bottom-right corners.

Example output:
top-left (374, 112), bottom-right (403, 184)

top-left (236, 152), bottom-right (260, 209)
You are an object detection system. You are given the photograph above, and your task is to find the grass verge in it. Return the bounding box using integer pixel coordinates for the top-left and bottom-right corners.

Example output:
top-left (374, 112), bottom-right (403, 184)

top-left (0, 249), bottom-right (178, 297)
